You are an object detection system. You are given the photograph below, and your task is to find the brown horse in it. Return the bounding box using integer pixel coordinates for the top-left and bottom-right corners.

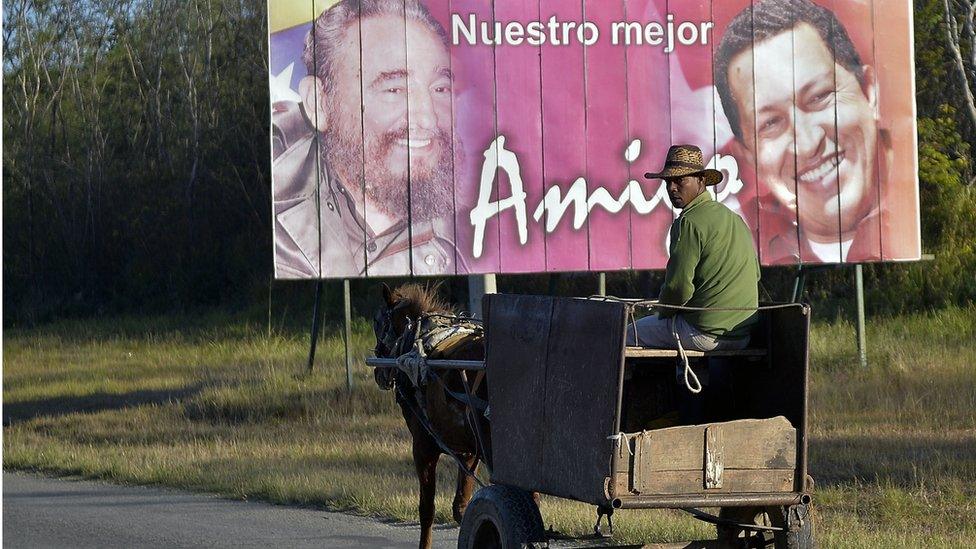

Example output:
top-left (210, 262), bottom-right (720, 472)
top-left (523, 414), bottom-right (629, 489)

top-left (372, 283), bottom-right (490, 549)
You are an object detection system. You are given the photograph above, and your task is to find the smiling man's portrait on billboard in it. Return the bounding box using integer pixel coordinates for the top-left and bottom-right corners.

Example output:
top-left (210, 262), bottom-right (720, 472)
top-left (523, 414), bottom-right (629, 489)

top-left (715, 0), bottom-right (905, 264)
top-left (272, 0), bottom-right (463, 278)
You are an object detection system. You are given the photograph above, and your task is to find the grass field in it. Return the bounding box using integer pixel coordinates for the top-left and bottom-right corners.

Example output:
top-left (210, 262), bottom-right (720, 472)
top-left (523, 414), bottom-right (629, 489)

top-left (4, 307), bottom-right (975, 547)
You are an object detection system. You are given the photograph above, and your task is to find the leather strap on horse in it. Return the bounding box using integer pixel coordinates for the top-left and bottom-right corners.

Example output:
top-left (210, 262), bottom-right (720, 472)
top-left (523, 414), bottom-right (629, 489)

top-left (387, 313), bottom-right (489, 486)
top-left (428, 368), bottom-right (489, 413)
top-left (393, 381), bottom-right (486, 488)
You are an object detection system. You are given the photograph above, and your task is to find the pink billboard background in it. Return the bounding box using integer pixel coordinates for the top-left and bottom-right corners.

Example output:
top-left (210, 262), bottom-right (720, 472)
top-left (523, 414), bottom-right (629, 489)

top-left (269, 0), bottom-right (920, 279)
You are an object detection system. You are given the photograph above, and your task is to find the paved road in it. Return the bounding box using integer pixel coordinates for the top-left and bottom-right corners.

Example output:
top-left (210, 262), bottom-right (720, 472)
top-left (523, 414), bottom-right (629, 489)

top-left (3, 473), bottom-right (459, 548)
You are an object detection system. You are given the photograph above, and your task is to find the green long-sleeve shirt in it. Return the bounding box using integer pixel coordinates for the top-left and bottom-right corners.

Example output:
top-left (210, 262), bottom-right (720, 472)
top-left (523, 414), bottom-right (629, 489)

top-left (659, 191), bottom-right (760, 338)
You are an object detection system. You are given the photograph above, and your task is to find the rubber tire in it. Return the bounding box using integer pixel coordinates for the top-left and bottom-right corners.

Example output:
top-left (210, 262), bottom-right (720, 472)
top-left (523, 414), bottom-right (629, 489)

top-left (457, 485), bottom-right (545, 549)
top-left (716, 505), bottom-right (815, 549)
top-left (771, 504), bottom-right (816, 549)
top-left (716, 506), bottom-right (770, 547)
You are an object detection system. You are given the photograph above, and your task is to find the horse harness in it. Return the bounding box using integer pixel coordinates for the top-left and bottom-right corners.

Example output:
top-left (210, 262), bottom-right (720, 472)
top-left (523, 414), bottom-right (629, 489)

top-left (379, 311), bottom-right (488, 412)
top-left (378, 311), bottom-right (490, 484)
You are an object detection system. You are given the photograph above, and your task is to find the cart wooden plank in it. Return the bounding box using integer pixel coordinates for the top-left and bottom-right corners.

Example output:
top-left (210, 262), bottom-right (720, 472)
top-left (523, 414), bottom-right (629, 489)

top-left (634, 417), bottom-right (796, 472)
top-left (540, 297), bottom-right (627, 505)
top-left (484, 294), bottom-right (553, 485)
top-left (636, 468), bottom-right (795, 495)
top-left (624, 348), bottom-right (767, 358)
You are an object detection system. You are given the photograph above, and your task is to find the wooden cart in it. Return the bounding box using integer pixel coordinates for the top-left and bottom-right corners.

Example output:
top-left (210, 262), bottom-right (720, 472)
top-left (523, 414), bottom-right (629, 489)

top-left (455, 294), bottom-right (814, 549)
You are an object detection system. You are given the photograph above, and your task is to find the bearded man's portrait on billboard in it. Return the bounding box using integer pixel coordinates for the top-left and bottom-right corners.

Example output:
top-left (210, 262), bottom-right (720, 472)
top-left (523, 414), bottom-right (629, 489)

top-left (714, 0), bottom-right (918, 264)
top-left (271, 0), bottom-right (464, 278)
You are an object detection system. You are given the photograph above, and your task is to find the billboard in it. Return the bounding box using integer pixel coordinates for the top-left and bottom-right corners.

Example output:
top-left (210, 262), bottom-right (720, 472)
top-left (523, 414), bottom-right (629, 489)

top-left (269, 0), bottom-right (920, 279)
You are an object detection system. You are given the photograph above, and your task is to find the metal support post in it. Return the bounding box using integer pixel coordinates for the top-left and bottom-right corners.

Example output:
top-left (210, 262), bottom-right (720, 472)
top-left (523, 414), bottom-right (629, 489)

top-left (306, 280), bottom-right (324, 373)
top-left (343, 279), bottom-right (353, 391)
top-left (468, 274), bottom-right (497, 319)
top-left (638, 270), bottom-right (654, 298)
top-left (597, 272), bottom-right (606, 296)
top-left (854, 264), bottom-right (867, 369)
top-left (791, 266), bottom-right (806, 303)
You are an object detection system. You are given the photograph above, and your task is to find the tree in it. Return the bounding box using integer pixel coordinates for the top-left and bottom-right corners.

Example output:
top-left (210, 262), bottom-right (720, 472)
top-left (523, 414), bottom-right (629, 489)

top-left (941, 0), bottom-right (976, 168)
top-left (3, 0), bottom-right (272, 322)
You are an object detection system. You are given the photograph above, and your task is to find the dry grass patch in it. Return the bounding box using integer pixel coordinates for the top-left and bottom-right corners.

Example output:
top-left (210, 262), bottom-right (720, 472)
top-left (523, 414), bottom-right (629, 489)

top-left (4, 307), bottom-right (975, 546)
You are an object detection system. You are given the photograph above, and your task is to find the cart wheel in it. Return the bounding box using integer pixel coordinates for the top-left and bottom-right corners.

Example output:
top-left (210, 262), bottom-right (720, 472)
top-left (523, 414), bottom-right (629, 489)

top-left (457, 485), bottom-right (545, 549)
top-left (716, 505), bottom-right (815, 549)
top-left (717, 506), bottom-right (772, 547)
top-left (770, 504), bottom-right (815, 549)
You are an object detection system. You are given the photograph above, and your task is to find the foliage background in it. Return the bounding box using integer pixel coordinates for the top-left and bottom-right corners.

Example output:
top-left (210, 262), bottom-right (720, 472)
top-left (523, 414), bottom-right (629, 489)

top-left (3, 0), bottom-right (975, 325)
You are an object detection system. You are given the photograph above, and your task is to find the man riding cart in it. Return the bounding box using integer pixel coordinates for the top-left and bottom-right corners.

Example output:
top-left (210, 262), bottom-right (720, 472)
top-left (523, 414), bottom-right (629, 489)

top-left (369, 146), bottom-right (816, 549)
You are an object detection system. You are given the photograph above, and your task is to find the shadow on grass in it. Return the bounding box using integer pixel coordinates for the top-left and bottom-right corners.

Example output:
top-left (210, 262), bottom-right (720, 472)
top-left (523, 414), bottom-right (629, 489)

top-left (180, 381), bottom-right (397, 425)
top-left (809, 434), bottom-right (976, 488)
top-left (3, 386), bottom-right (203, 425)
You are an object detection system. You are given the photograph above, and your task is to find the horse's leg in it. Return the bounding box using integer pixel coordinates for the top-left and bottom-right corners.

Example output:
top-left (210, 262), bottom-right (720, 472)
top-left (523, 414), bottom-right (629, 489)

top-left (413, 437), bottom-right (439, 549)
top-left (452, 455), bottom-right (478, 523)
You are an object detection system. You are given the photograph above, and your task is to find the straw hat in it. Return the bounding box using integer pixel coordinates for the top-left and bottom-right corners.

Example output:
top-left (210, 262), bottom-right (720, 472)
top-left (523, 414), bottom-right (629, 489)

top-left (643, 144), bottom-right (723, 186)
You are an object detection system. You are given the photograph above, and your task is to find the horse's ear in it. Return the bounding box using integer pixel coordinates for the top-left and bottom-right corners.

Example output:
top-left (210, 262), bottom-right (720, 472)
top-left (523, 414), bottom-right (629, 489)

top-left (382, 283), bottom-right (395, 307)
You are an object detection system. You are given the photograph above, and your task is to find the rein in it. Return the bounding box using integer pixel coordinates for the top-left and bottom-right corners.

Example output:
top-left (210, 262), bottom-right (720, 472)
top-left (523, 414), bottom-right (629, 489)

top-left (393, 380), bottom-right (486, 488)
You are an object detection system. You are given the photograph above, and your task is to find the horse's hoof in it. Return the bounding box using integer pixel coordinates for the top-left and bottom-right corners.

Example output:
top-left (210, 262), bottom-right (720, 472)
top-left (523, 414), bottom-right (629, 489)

top-left (452, 505), bottom-right (467, 524)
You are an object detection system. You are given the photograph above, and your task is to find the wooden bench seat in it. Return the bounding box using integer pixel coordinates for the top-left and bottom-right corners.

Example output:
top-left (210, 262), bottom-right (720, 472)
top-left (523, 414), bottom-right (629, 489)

top-left (624, 347), bottom-right (768, 359)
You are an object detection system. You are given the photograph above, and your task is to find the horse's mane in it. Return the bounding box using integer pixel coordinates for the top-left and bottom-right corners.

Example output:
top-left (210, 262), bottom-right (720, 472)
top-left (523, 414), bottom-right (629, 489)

top-left (393, 283), bottom-right (453, 315)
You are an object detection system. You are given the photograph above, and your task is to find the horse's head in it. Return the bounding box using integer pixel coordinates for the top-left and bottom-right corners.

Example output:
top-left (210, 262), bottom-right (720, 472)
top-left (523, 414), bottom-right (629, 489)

top-left (373, 283), bottom-right (415, 359)
top-left (373, 283), bottom-right (450, 389)
top-left (373, 282), bottom-right (452, 356)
